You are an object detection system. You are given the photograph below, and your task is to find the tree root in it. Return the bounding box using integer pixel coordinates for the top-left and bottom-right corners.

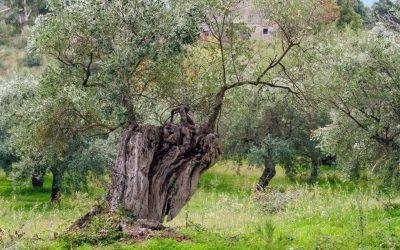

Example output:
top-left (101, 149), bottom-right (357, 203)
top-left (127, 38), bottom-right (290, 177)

top-left (68, 204), bottom-right (104, 231)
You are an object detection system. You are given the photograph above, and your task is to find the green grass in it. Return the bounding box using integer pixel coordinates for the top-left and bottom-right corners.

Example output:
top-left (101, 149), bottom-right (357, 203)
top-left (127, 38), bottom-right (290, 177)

top-left (0, 162), bottom-right (399, 249)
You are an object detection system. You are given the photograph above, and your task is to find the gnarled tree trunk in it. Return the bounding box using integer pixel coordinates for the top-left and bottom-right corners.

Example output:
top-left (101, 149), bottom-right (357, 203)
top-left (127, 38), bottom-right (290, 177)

top-left (72, 87), bottom-right (227, 231)
top-left (105, 109), bottom-right (221, 228)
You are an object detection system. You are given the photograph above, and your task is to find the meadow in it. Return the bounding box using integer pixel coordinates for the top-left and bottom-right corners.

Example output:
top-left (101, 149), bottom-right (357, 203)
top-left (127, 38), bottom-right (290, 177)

top-left (1, 162), bottom-right (399, 249)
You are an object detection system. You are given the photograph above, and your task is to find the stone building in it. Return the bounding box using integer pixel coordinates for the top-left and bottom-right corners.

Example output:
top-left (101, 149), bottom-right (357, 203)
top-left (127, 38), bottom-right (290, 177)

top-left (237, 2), bottom-right (277, 39)
top-left (200, 2), bottom-right (277, 40)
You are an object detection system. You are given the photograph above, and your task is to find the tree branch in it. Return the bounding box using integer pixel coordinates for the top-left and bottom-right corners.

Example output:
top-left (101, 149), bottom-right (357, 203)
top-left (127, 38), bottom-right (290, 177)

top-left (201, 40), bottom-right (299, 133)
top-left (82, 53), bottom-right (94, 87)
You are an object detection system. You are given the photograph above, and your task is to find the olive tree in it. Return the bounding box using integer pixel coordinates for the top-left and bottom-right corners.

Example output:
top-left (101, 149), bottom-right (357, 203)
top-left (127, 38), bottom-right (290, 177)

top-left (313, 24), bottom-right (400, 187)
top-left (222, 88), bottom-right (329, 190)
top-left (371, 0), bottom-right (400, 29)
top-left (26, 0), bottom-right (331, 229)
top-left (0, 72), bottom-right (36, 173)
top-left (1, 0), bottom-right (48, 28)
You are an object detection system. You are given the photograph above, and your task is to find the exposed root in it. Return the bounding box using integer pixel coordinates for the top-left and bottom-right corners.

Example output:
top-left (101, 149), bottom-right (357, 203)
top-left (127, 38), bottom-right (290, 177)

top-left (122, 225), bottom-right (188, 243)
top-left (68, 204), bottom-right (104, 231)
top-left (135, 219), bottom-right (165, 230)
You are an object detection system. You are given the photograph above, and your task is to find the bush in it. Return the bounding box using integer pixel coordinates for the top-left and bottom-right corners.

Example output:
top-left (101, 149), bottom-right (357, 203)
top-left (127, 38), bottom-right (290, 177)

top-left (61, 214), bottom-right (125, 247)
top-left (22, 54), bottom-right (42, 67)
top-left (253, 186), bottom-right (304, 213)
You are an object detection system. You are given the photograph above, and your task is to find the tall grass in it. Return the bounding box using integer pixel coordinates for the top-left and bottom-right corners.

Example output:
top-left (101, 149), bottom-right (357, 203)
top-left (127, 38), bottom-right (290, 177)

top-left (0, 162), bottom-right (399, 249)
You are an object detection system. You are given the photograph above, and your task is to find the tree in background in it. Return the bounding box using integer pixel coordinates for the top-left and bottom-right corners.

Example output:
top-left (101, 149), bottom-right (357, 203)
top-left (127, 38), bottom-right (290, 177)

top-left (336, 0), bottom-right (369, 29)
top-left (222, 88), bottom-right (329, 190)
top-left (0, 72), bottom-right (36, 173)
top-left (313, 24), bottom-right (400, 188)
top-left (371, 0), bottom-right (400, 29)
top-left (0, 72), bottom-right (115, 196)
top-left (11, 133), bottom-right (117, 200)
top-left (1, 0), bottom-right (48, 30)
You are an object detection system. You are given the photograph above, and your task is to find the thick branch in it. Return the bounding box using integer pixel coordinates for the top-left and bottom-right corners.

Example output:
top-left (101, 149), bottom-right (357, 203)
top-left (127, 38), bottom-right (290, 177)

top-left (201, 80), bottom-right (296, 133)
top-left (201, 40), bottom-right (299, 133)
top-left (331, 100), bottom-right (400, 150)
top-left (82, 53), bottom-right (94, 87)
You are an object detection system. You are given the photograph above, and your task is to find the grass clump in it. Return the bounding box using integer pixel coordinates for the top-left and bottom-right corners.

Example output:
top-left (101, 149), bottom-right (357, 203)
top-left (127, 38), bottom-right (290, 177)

top-left (253, 186), bottom-right (304, 213)
top-left (60, 214), bottom-right (125, 248)
top-left (1, 163), bottom-right (400, 249)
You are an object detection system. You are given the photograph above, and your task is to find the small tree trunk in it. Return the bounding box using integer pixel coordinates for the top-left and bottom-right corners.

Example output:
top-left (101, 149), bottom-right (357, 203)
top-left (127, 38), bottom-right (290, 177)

top-left (256, 156), bottom-right (276, 191)
top-left (50, 167), bottom-right (63, 202)
top-left (31, 167), bottom-right (45, 188)
top-left (350, 159), bottom-right (360, 180)
top-left (308, 158), bottom-right (319, 184)
top-left (106, 117), bottom-right (221, 228)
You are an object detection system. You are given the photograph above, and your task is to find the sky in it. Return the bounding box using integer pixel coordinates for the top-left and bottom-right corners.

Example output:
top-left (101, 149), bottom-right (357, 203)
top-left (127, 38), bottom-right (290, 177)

top-left (362, 0), bottom-right (377, 7)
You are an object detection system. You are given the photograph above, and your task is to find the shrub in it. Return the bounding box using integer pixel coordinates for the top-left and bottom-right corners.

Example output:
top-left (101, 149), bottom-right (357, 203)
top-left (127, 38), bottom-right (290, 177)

top-left (22, 54), bottom-right (41, 67)
top-left (253, 186), bottom-right (304, 213)
top-left (61, 214), bottom-right (125, 247)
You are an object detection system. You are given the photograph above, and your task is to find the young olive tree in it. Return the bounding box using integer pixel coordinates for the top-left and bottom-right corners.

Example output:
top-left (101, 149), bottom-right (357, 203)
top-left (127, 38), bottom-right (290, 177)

top-left (222, 88), bottom-right (329, 190)
top-left (4, 74), bottom-right (116, 195)
top-left (313, 24), bottom-right (400, 187)
top-left (0, 72), bottom-right (36, 174)
top-left (27, 0), bottom-right (331, 229)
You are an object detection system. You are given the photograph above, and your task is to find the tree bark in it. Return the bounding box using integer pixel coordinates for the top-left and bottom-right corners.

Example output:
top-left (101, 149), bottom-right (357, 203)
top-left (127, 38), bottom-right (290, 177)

top-left (50, 167), bottom-right (63, 202)
top-left (256, 156), bottom-right (276, 191)
top-left (105, 111), bottom-right (221, 228)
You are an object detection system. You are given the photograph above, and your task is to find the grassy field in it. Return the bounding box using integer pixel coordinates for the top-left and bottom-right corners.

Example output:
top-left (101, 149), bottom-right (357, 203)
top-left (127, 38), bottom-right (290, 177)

top-left (0, 162), bottom-right (399, 249)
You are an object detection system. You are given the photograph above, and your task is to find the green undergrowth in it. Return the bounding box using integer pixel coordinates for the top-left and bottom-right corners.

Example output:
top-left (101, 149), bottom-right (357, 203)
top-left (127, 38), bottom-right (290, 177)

top-left (0, 162), bottom-right (399, 249)
top-left (61, 213), bottom-right (126, 248)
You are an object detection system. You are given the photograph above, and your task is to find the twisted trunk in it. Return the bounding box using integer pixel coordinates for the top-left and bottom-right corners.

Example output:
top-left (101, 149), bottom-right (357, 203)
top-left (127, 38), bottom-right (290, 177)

top-left (73, 86), bottom-right (226, 230)
top-left (256, 156), bottom-right (276, 191)
top-left (105, 111), bottom-right (221, 228)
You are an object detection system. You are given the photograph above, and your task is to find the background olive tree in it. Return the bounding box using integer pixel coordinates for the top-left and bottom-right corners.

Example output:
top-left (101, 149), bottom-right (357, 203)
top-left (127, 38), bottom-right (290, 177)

top-left (311, 22), bottom-right (400, 189)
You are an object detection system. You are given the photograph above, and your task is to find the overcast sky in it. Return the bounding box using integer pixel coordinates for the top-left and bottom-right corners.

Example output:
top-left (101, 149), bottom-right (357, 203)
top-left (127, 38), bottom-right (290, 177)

top-left (362, 0), bottom-right (377, 6)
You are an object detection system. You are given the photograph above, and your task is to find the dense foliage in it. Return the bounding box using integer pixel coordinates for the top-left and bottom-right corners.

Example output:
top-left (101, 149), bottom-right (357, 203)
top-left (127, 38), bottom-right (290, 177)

top-left (0, 0), bottom-right (400, 247)
top-left (313, 23), bottom-right (400, 188)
